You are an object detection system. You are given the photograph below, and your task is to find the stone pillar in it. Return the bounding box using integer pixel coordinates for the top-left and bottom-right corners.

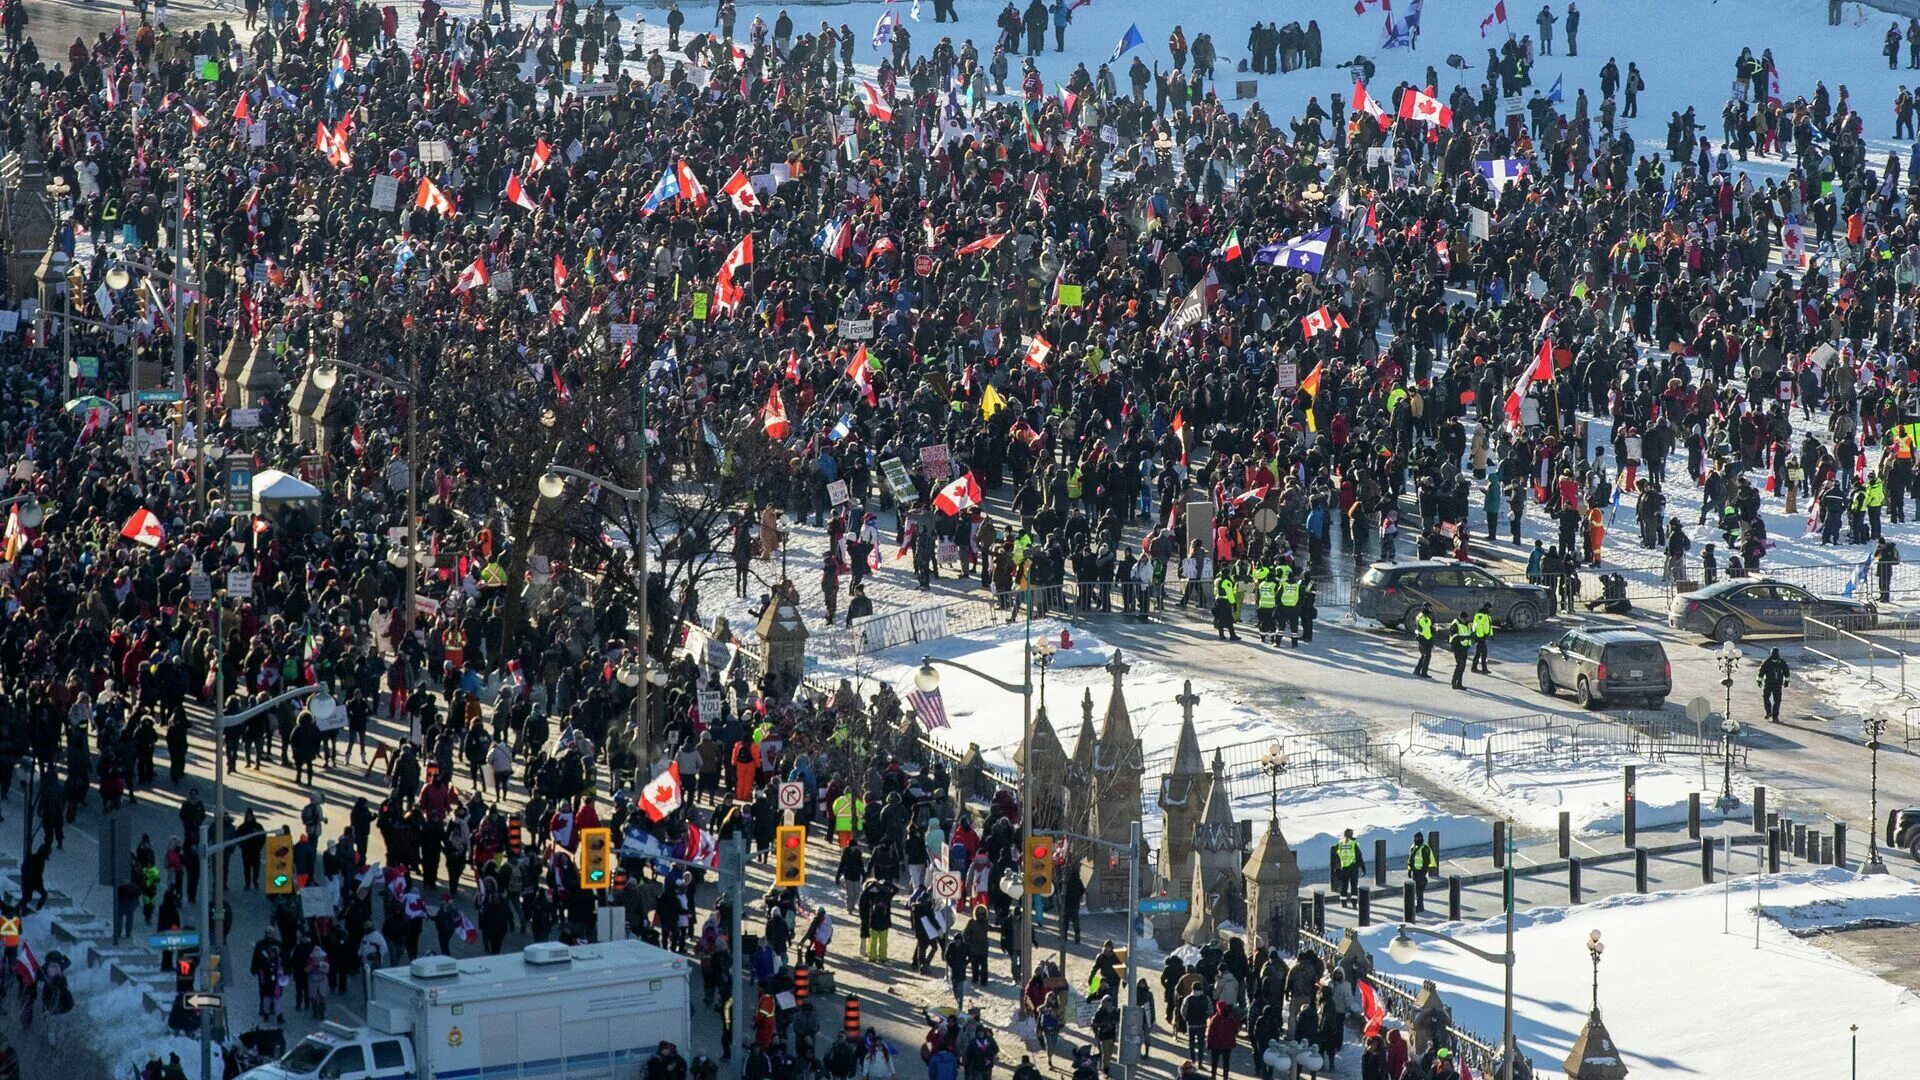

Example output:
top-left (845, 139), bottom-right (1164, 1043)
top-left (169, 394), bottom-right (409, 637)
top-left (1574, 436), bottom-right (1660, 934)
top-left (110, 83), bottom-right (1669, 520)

top-left (1411, 980), bottom-right (1451, 1061)
top-left (753, 600), bottom-right (810, 686)
top-left (1089, 651), bottom-right (1144, 908)
top-left (1564, 1011), bottom-right (1630, 1079)
top-left (1154, 682), bottom-right (1208, 946)
top-left (1180, 751), bottom-right (1244, 945)
top-left (1242, 816), bottom-right (1301, 952)
top-left (1014, 705), bottom-right (1068, 834)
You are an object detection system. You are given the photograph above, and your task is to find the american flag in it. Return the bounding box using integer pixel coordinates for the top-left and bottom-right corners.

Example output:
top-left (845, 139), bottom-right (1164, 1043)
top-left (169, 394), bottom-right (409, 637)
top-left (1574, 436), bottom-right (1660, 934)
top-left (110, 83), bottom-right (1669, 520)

top-left (906, 687), bottom-right (949, 729)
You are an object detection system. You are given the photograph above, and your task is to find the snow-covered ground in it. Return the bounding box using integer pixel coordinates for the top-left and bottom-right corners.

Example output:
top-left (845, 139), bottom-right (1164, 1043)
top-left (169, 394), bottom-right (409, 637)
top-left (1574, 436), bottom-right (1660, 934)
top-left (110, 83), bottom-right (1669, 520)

top-left (1357, 869), bottom-right (1920, 1080)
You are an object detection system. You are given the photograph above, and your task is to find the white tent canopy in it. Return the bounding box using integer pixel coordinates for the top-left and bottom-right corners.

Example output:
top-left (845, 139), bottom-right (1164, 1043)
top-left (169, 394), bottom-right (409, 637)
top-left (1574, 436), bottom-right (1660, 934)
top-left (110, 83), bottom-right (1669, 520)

top-left (252, 468), bottom-right (322, 504)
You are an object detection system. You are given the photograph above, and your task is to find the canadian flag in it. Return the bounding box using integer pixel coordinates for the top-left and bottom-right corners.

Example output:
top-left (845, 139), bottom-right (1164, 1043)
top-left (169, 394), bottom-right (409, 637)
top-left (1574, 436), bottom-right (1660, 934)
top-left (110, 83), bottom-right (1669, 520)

top-left (1479, 0), bottom-right (1507, 37)
top-left (846, 345), bottom-right (878, 405)
top-left (933, 472), bottom-right (982, 516)
top-left (553, 253), bottom-right (569, 290)
top-left (1352, 81), bottom-right (1391, 129)
top-left (638, 762), bottom-right (687, 822)
top-left (721, 168), bottom-right (760, 211)
top-left (454, 911), bottom-right (480, 945)
top-left (1398, 87), bottom-right (1453, 127)
top-left (121, 507), bottom-right (165, 548)
top-left (451, 256), bottom-right (490, 294)
top-left (674, 160), bottom-right (710, 209)
top-left (1504, 338), bottom-right (1556, 429)
top-left (762, 385), bottom-right (791, 439)
top-left (715, 234), bottom-right (753, 313)
top-left (1435, 238), bottom-right (1452, 271)
top-left (1023, 334), bottom-right (1053, 370)
top-left (1300, 306), bottom-right (1349, 338)
top-left (185, 102), bottom-right (210, 133)
top-left (502, 172), bottom-right (538, 211)
top-left (955, 232), bottom-right (1009, 256)
top-left (857, 80), bottom-right (894, 122)
top-left (529, 137), bottom-right (553, 174)
top-left (415, 177), bottom-right (457, 218)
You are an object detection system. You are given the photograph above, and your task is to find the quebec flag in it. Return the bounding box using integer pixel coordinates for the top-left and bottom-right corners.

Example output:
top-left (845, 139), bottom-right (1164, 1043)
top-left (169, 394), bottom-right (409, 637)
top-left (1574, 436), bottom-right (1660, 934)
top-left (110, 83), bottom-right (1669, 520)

top-left (639, 165), bottom-right (681, 215)
top-left (1255, 228), bottom-right (1331, 273)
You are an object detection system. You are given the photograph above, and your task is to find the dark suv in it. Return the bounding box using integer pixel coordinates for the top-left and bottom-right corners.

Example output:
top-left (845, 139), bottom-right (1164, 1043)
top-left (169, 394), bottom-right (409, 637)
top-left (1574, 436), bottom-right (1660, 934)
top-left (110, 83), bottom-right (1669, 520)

top-left (1536, 628), bottom-right (1671, 709)
top-left (1354, 560), bottom-right (1551, 631)
top-left (1887, 808), bottom-right (1920, 861)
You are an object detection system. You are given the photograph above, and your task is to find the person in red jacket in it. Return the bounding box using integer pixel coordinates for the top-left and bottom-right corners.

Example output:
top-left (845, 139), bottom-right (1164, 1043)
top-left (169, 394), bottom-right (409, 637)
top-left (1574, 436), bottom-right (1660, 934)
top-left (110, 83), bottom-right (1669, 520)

top-left (1204, 1000), bottom-right (1240, 1079)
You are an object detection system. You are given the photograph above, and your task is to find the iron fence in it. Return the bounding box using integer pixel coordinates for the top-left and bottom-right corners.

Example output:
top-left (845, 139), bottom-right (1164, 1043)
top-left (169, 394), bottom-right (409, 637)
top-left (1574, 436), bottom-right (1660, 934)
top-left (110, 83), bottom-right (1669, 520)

top-left (1139, 728), bottom-right (1400, 815)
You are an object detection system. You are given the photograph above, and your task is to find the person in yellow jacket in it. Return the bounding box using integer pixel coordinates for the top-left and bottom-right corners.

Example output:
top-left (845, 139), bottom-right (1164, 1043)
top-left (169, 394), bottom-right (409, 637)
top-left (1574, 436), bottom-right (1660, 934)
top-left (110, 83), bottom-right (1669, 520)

top-left (1470, 602), bottom-right (1494, 674)
top-left (1412, 603), bottom-right (1436, 677)
top-left (832, 791), bottom-right (865, 848)
top-left (1253, 565), bottom-right (1277, 642)
top-left (1212, 572), bottom-right (1241, 641)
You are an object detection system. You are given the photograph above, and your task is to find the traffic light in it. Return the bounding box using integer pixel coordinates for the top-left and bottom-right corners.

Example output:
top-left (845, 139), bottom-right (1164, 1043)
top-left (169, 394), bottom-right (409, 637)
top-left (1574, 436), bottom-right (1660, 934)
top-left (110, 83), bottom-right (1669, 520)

top-left (176, 957), bottom-right (196, 995)
top-left (206, 956), bottom-right (220, 991)
top-left (507, 814), bottom-right (524, 857)
top-left (578, 827), bottom-right (613, 890)
top-left (1023, 835), bottom-right (1055, 897)
top-left (264, 835), bottom-right (295, 895)
top-left (774, 825), bottom-right (807, 887)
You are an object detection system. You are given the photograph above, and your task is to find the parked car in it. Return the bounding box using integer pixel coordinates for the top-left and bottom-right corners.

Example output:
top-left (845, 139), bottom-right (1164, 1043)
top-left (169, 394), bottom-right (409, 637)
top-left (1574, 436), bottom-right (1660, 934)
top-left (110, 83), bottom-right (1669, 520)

top-left (1536, 628), bottom-right (1672, 709)
top-left (1666, 577), bottom-right (1876, 642)
top-left (1354, 560), bottom-right (1551, 631)
top-left (1886, 808), bottom-right (1920, 861)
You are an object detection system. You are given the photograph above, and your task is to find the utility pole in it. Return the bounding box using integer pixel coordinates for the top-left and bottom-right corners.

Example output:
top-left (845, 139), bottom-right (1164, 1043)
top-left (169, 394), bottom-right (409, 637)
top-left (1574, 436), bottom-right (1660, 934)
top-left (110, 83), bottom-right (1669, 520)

top-left (1120, 821), bottom-right (1142, 1080)
top-left (723, 836), bottom-right (749, 1080)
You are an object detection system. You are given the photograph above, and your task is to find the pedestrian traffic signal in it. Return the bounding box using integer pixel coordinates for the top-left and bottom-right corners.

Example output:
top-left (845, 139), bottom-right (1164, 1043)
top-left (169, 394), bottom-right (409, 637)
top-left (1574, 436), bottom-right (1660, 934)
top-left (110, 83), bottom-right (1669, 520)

top-left (1023, 836), bottom-right (1056, 897)
top-left (578, 827), bottom-right (613, 890)
top-left (175, 957), bottom-right (196, 995)
top-left (774, 825), bottom-right (808, 887)
top-left (264, 835), bottom-right (295, 895)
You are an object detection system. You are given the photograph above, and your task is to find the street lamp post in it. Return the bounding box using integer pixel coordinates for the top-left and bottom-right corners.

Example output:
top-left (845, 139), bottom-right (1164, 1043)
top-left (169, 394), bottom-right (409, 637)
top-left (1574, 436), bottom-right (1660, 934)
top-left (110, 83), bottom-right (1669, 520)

top-left (1716, 717), bottom-right (1739, 812)
top-left (1586, 929), bottom-right (1604, 1012)
top-left (200, 683), bottom-right (337, 1080)
top-left (1864, 715), bottom-right (1889, 875)
top-left (1387, 912), bottom-right (1517, 1080)
top-left (916, 644), bottom-right (1037, 977)
top-left (1716, 640), bottom-right (1740, 730)
top-left (1260, 743), bottom-right (1289, 822)
top-left (314, 356), bottom-right (422, 638)
top-left (542, 465), bottom-right (652, 777)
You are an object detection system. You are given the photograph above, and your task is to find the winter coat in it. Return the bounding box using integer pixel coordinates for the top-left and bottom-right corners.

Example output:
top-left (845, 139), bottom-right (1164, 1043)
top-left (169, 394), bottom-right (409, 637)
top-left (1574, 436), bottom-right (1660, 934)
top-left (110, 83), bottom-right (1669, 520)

top-left (1205, 1002), bottom-right (1241, 1052)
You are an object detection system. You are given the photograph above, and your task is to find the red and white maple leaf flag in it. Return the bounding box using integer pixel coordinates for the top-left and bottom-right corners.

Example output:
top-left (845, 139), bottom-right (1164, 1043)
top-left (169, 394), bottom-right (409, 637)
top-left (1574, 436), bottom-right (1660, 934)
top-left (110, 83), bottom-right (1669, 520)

top-left (121, 508), bottom-right (165, 548)
top-left (502, 172), bottom-right (538, 211)
top-left (933, 472), bottom-right (982, 516)
top-left (529, 138), bottom-right (553, 174)
top-left (638, 761), bottom-right (686, 822)
top-left (857, 80), bottom-right (894, 122)
top-left (1504, 338), bottom-right (1556, 429)
top-left (1023, 334), bottom-right (1053, 370)
top-left (451, 256), bottom-right (490, 294)
top-left (233, 94), bottom-right (251, 122)
top-left (762, 385), bottom-right (791, 439)
top-left (714, 234), bottom-right (753, 313)
top-left (1479, 0), bottom-right (1507, 37)
top-left (185, 102), bottom-right (210, 133)
top-left (416, 177), bottom-right (456, 218)
top-left (846, 344), bottom-right (878, 405)
top-left (721, 168), bottom-right (760, 211)
top-left (553, 253), bottom-right (569, 290)
top-left (955, 232), bottom-right (1009, 256)
top-left (1398, 87), bottom-right (1453, 127)
top-left (1352, 80), bottom-right (1391, 129)
top-left (1300, 306), bottom-right (1349, 338)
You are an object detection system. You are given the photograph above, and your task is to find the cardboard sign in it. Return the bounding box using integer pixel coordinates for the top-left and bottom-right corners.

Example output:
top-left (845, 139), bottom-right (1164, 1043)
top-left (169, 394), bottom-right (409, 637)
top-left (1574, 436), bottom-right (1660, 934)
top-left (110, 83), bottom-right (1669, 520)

top-left (0, 311), bottom-right (17, 335)
top-left (691, 292), bottom-right (710, 321)
top-left (880, 456), bottom-right (915, 500)
top-left (918, 443), bottom-right (951, 479)
top-left (250, 120), bottom-right (267, 148)
top-left (1056, 283), bottom-right (1083, 307)
top-left (1099, 125), bottom-right (1118, 146)
top-left (299, 887), bottom-right (332, 918)
top-left (188, 572), bottom-right (212, 602)
top-left (827, 479), bottom-right (850, 506)
top-left (1274, 363), bottom-right (1299, 391)
top-left (200, 60), bottom-right (220, 81)
top-left (419, 139), bottom-right (452, 164)
top-left (839, 318), bottom-right (874, 340)
top-left (696, 689), bottom-right (725, 723)
top-left (75, 355), bottom-right (101, 379)
top-left (226, 571), bottom-right (254, 599)
top-left (230, 407), bottom-right (261, 429)
top-left (609, 322), bottom-right (641, 344)
top-left (371, 175), bottom-right (400, 212)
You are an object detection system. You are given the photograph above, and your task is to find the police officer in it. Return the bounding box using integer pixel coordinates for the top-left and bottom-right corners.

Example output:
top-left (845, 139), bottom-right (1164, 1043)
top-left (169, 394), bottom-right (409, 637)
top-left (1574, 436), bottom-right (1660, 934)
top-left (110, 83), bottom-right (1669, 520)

top-left (1254, 564), bottom-right (1278, 643)
top-left (1758, 647), bottom-right (1790, 722)
top-left (1333, 828), bottom-right (1364, 907)
top-left (1449, 613), bottom-right (1475, 689)
top-left (1848, 484), bottom-right (1869, 543)
top-left (1213, 571), bottom-right (1241, 641)
top-left (1412, 603), bottom-right (1436, 677)
top-left (1865, 472), bottom-right (1885, 540)
top-left (1406, 831), bottom-right (1436, 912)
top-left (1470, 602), bottom-right (1494, 674)
top-left (1278, 568), bottom-right (1303, 647)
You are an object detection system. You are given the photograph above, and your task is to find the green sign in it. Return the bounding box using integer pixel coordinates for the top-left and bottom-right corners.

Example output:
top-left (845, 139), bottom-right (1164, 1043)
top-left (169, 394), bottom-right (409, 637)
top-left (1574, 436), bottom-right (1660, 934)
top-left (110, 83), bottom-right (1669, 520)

top-left (200, 60), bottom-right (220, 82)
top-left (1056, 283), bottom-right (1084, 307)
top-left (137, 388), bottom-right (184, 403)
top-left (270, 871), bottom-right (290, 890)
top-left (75, 355), bottom-right (100, 379)
top-left (691, 292), bottom-right (710, 321)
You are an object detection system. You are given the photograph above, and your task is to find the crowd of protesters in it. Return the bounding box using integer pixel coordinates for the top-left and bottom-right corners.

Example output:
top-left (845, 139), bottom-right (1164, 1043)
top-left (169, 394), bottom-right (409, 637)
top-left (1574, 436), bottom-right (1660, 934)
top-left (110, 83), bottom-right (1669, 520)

top-left (0, 0), bottom-right (1914, 1074)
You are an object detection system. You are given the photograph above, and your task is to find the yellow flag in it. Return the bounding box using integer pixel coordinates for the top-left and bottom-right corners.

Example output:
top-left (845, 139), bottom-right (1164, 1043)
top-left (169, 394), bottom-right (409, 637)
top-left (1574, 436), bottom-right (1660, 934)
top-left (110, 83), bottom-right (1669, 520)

top-left (980, 383), bottom-right (1006, 419)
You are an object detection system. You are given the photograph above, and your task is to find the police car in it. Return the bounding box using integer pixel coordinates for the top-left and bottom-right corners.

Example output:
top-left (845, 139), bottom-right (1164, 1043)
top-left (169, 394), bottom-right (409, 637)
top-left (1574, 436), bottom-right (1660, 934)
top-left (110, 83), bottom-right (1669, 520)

top-left (1666, 577), bottom-right (1875, 642)
top-left (1353, 560), bottom-right (1552, 631)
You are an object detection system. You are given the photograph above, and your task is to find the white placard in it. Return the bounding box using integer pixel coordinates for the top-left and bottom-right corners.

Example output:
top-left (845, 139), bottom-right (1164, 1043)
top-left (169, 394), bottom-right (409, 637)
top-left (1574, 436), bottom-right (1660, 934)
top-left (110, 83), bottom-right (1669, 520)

top-left (1274, 363), bottom-right (1298, 391)
top-left (299, 887), bottom-right (332, 918)
top-left (230, 407), bottom-right (261, 429)
top-left (696, 689), bottom-right (725, 722)
top-left (608, 322), bottom-right (640, 344)
top-left (188, 572), bottom-right (212, 602)
top-left (371, 175), bottom-right (399, 212)
top-left (827, 479), bottom-right (850, 506)
top-left (226, 571), bottom-right (254, 598)
top-left (250, 120), bottom-right (267, 147)
top-left (0, 311), bottom-right (17, 335)
top-left (839, 318), bottom-right (874, 341)
top-left (419, 139), bottom-right (452, 164)
top-left (1099, 125), bottom-right (1118, 146)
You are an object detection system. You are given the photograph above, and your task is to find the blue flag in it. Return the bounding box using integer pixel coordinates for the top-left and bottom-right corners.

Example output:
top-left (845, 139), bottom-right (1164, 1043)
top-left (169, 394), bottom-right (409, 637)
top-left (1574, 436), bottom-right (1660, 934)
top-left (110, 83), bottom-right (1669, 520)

top-left (1546, 74), bottom-right (1563, 104)
top-left (1254, 228), bottom-right (1331, 273)
top-left (1843, 553), bottom-right (1872, 597)
top-left (1111, 23), bottom-right (1144, 63)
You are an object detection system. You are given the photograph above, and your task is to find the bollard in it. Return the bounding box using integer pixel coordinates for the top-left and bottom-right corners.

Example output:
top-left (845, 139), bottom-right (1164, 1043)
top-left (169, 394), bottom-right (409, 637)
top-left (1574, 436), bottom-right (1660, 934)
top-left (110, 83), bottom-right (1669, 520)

top-left (1357, 889), bottom-right (1372, 928)
top-left (1568, 857), bottom-right (1583, 903)
top-left (1701, 837), bottom-right (1715, 883)
top-left (1403, 881), bottom-right (1417, 923)
top-left (1312, 892), bottom-right (1326, 931)
top-left (1793, 823), bottom-right (1807, 859)
top-left (1429, 830), bottom-right (1442, 864)
top-left (1821, 833), bottom-right (1834, 866)
top-left (1767, 828), bottom-right (1782, 873)
top-left (1447, 876), bottom-right (1462, 921)
top-left (1752, 786), bottom-right (1767, 832)
top-left (1634, 847), bottom-right (1649, 893)
top-left (1688, 793), bottom-right (1701, 839)
top-left (1299, 900), bottom-right (1313, 941)
top-left (1624, 764), bottom-right (1638, 849)
top-left (1835, 823), bottom-right (1848, 867)
top-left (1375, 838), bottom-right (1389, 887)
top-left (1493, 820), bottom-right (1507, 868)
top-left (1328, 844), bottom-right (1339, 878)
top-left (1558, 811), bottom-right (1571, 859)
